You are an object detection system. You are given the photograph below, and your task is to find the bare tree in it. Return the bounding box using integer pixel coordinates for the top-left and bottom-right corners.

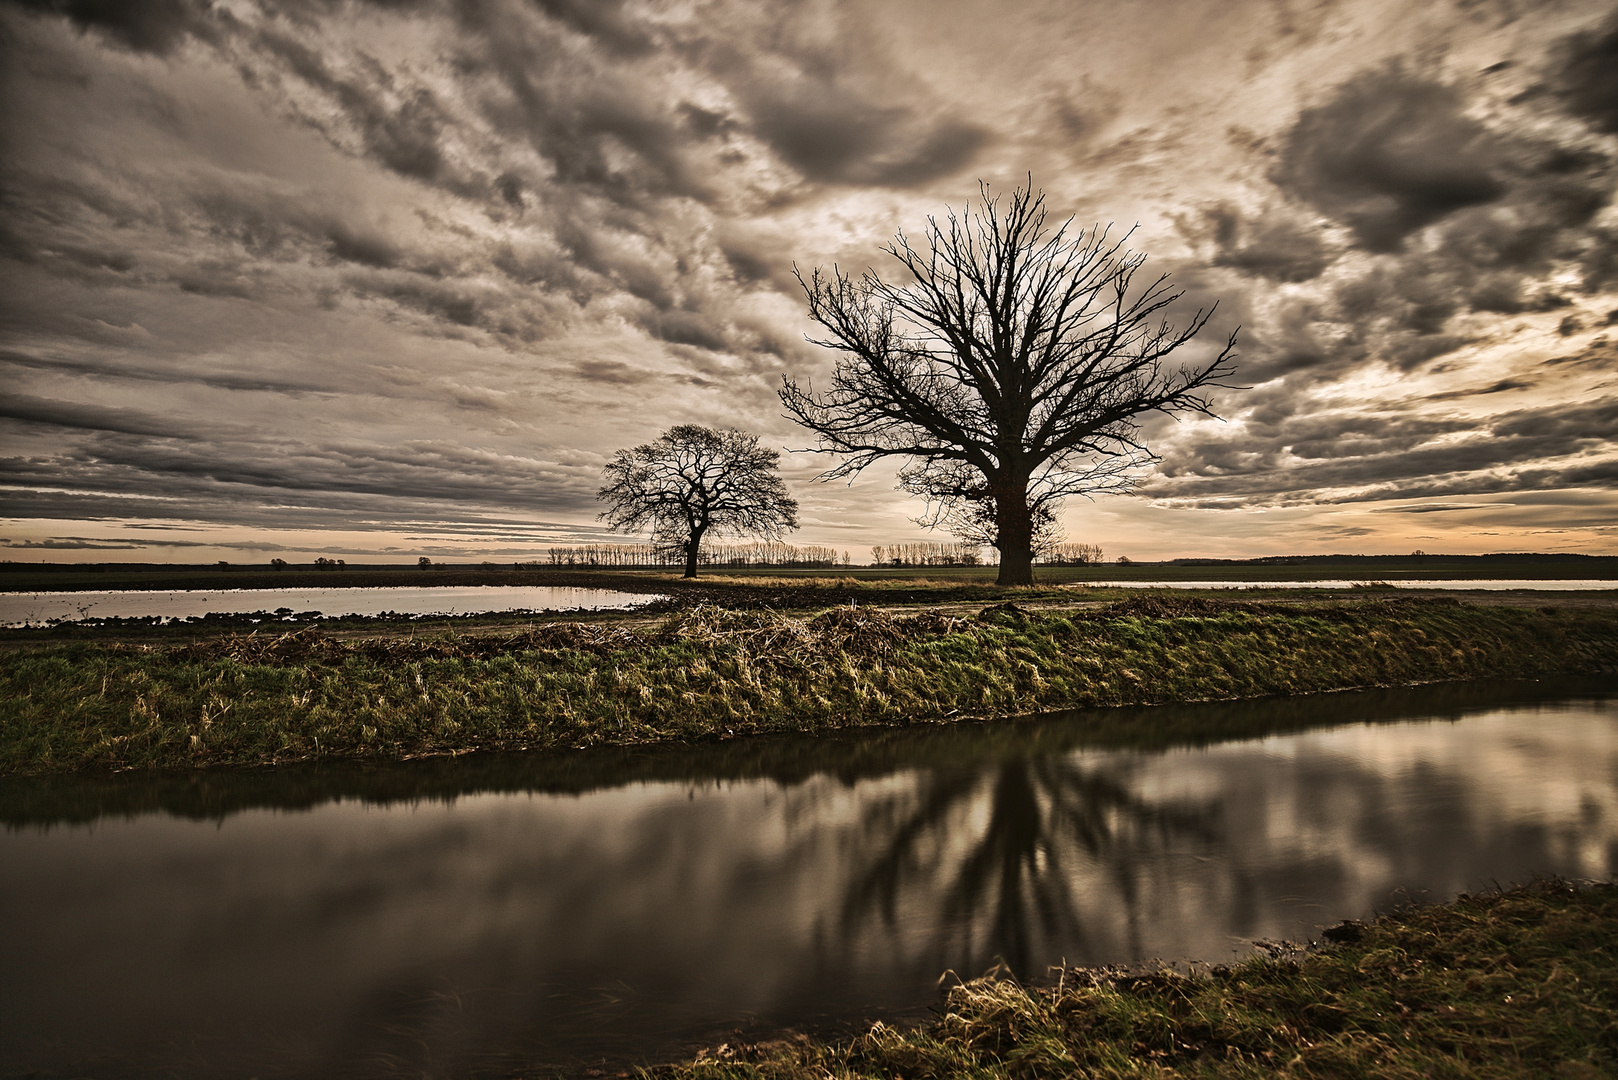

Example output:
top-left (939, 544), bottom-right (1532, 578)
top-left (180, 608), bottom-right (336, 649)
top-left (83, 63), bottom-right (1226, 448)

top-left (782, 181), bottom-right (1239, 586)
top-left (598, 425), bottom-right (799, 579)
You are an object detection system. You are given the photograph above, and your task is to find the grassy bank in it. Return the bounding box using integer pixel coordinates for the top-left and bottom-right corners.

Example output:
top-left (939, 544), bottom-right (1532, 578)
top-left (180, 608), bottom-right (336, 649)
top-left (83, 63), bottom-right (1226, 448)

top-left (657, 878), bottom-right (1617, 1079)
top-left (9, 677), bottom-right (1608, 826)
top-left (3, 596), bottom-right (1616, 777)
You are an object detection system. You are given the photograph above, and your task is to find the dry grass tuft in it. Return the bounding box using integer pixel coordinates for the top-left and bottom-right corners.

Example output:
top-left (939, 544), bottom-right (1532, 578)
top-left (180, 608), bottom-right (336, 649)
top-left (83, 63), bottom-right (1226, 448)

top-left (653, 879), bottom-right (1618, 1080)
top-left (658, 603), bottom-right (967, 664)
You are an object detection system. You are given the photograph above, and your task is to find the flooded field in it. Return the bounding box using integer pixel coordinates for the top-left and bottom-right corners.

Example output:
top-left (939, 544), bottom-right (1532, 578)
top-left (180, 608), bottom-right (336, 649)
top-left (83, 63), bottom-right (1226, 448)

top-left (1070, 579), bottom-right (1618, 591)
top-left (0, 585), bottom-right (662, 627)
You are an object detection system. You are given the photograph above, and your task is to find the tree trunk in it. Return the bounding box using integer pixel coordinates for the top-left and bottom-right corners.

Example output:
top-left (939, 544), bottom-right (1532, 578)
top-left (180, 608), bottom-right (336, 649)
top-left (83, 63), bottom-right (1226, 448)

top-left (997, 545), bottom-right (1034, 586)
top-left (682, 526), bottom-right (705, 578)
top-left (994, 489), bottom-right (1035, 586)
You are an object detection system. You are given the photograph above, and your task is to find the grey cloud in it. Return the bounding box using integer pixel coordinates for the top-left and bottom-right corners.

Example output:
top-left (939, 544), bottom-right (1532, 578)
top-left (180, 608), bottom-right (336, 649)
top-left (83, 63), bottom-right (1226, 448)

top-left (554, 217), bottom-right (675, 308)
top-left (529, 0), bottom-right (654, 58)
top-left (719, 241), bottom-right (775, 284)
top-left (1153, 397), bottom-right (1618, 506)
top-left (0, 534), bottom-right (262, 549)
top-left (1492, 398), bottom-right (1618, 441)
top-left (640, 308), bottom-right (730, 352)
top-left (489, 239), bottom-right (593, 303)
top-left (1544, 337), bottom-right (1618, 368)
top-left (6, 157), bottom-right (562, 342)
top-left (52, 243), bottom-right (136, 274)
top-left (352, 272), bottom-right (477, 326)
top-left (669, 2), bottom-right (991, 190)
top-left (0, 477), bottom-right (605, 533)
top-left (6, 0), bottom-right (216, 54)
top-left (1278, 413), bottom-right (1472, 462)
top-left (572, 360), bottom-right (653, 385)
top-left (1045, 79), bottom-right (1121, 147)
top-left (1369, 502), bottom-right (1508, 513)
top-left (187, 184), bottom-right (461, 295)
top-left (186, 0), bottom-right (992, 363)
top-left (1425, 378), bottom-right (1534, 401)
top-left (1221, 298), bottom-right (1354, 386)
top-left (494, 172), bottom-right (524, 208)
top-left (453, 6), bottom-right (701, 202)
top-left (1207, 204), bottom-right (1331, 283)
top-left (6, 427), bottom-right (605, 516)
top-left (1224, 47), bottom-right (1615, 391)
top-left (711, 217), bottom-right (805, 292)
top-left (1335, 262), bottom-right (1458, 335)
top-left (1433, 149), bottom-right (1613, 298)
top-left (1331, 460), bottom-right (1618, 503)
top-left (11, 0), bottom-right (1612, 555)
top-left (255, 28), bottom-right (454, 185)
top-left (742, 78), bottom-right (987, 187)
top-left (1273, 66), bottom-right (1506, 252)
top-left (1158, 459), bottom-right (1618, 507)
top-left (1551, 10), bottom-right (1618, 135)
top-left (0, 537), bottom-right (144, 549)
top-left (325, 223), bottom-right (400, 269)
top-left (678, 102), bottom-right (734, 140)
top-left (172, 260), bottom-right (263, 299)
top-left (361, 86), bottom-right (449, 183)
top-left (1558, 458), bottom-right (1618, 485)
top-left (1579, 224), bottom-right (1618, 292)
top-left (1, 393), bottom-right (205, 438)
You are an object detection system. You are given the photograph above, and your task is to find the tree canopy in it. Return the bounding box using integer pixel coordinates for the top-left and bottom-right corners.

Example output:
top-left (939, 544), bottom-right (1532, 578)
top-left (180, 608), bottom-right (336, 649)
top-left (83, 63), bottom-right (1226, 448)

top-left (598, 425), bottom-right (799, 578)
top-left (782, 181), bottom-right (1239, 585)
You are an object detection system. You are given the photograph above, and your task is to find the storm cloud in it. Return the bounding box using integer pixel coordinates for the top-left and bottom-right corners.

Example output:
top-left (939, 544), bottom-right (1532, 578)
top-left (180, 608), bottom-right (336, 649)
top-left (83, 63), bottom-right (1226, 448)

top-left (2, 0), bottom-right (1615, 560)
top-left (1274, 67), bottom-right (1508, 253)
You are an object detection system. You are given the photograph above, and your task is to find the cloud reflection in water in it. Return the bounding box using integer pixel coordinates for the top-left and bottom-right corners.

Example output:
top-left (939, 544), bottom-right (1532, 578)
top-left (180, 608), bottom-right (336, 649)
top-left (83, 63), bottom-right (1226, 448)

top-left (1, 683), bottom-right (1615, 1076)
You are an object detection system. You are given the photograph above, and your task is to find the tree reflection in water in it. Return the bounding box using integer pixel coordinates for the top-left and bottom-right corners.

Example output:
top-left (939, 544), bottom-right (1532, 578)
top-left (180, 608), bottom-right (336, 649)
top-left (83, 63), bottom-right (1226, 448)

top-left (4, 679), bottom-right (1616, 1078)
top-left (837, 754), bottom-right (1222, 978)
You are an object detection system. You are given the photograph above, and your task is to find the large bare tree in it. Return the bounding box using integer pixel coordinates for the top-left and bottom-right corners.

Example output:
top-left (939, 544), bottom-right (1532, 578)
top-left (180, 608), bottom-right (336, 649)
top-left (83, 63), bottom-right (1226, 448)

top-left (598, 425), bottom-right (799, 578)
top-left (782, 182), bottom-right (1239, 586)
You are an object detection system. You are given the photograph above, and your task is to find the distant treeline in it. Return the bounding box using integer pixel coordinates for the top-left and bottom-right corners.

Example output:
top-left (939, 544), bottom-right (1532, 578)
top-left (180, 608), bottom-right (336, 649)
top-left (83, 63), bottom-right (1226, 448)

top-left (1038, 542), bottom-right (1105, 566)
top-left (5, 550), bottom-right (1616, 574)
top-left (536, 541), bottom-right (1106, 569)
top-left (870, 542), bottom-right (987, 567)
top-left (535, 542), bottom-right (851, 569)
top-left (1167, 553), bottom-right (1618, 568)
top-left (861, 542), bottom-right (1101, 568)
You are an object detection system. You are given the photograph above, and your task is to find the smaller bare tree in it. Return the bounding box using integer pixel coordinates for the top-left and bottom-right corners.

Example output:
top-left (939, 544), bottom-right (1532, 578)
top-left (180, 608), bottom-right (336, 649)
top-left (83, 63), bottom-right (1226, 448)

top-left (598, 425), bottom-right (799, 579)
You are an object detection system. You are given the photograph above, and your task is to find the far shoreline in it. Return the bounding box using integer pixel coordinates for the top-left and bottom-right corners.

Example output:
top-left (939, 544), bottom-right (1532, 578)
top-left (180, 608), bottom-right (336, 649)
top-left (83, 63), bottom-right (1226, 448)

top-left (3, 552), bottom-right (1618, 595)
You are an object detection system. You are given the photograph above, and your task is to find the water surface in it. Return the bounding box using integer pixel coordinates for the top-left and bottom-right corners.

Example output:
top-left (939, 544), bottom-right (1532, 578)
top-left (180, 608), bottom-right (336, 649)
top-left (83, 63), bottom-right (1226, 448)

top-left (0, 585), bottom-right (661, 626)
top-left (1068, 578), bottom-right (1617, 591)
top-left (3, 679), bottom-right (1615, 1078)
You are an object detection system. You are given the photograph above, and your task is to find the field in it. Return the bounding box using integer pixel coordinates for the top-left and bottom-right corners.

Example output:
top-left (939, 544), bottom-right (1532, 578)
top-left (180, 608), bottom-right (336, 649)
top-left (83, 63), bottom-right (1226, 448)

top-left (4, 552), bottom-right (1618, 596)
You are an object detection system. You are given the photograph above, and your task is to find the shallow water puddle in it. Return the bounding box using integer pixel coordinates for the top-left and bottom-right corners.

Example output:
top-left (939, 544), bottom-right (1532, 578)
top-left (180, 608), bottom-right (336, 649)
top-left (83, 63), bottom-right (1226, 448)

top-left (0, 584), bottom-right (660, 626)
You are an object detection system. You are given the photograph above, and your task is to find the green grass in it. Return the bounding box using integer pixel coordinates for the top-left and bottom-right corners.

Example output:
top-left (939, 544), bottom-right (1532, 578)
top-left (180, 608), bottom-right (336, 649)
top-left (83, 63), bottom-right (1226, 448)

top-left (655, 878), bottom-right (1618, 1080)
top-left (3, 597), bottom-right (1616, 777)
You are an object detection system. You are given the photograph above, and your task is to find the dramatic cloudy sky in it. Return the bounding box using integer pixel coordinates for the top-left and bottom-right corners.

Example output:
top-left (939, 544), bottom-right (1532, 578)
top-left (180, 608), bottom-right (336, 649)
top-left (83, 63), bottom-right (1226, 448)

top-left (2, 0), bottom-right (1616, 563)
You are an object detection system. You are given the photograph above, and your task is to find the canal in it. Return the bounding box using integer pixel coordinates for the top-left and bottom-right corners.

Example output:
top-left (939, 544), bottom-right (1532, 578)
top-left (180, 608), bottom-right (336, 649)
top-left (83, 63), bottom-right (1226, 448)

top-left (2, 678), bottom-right (1614, 1078)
